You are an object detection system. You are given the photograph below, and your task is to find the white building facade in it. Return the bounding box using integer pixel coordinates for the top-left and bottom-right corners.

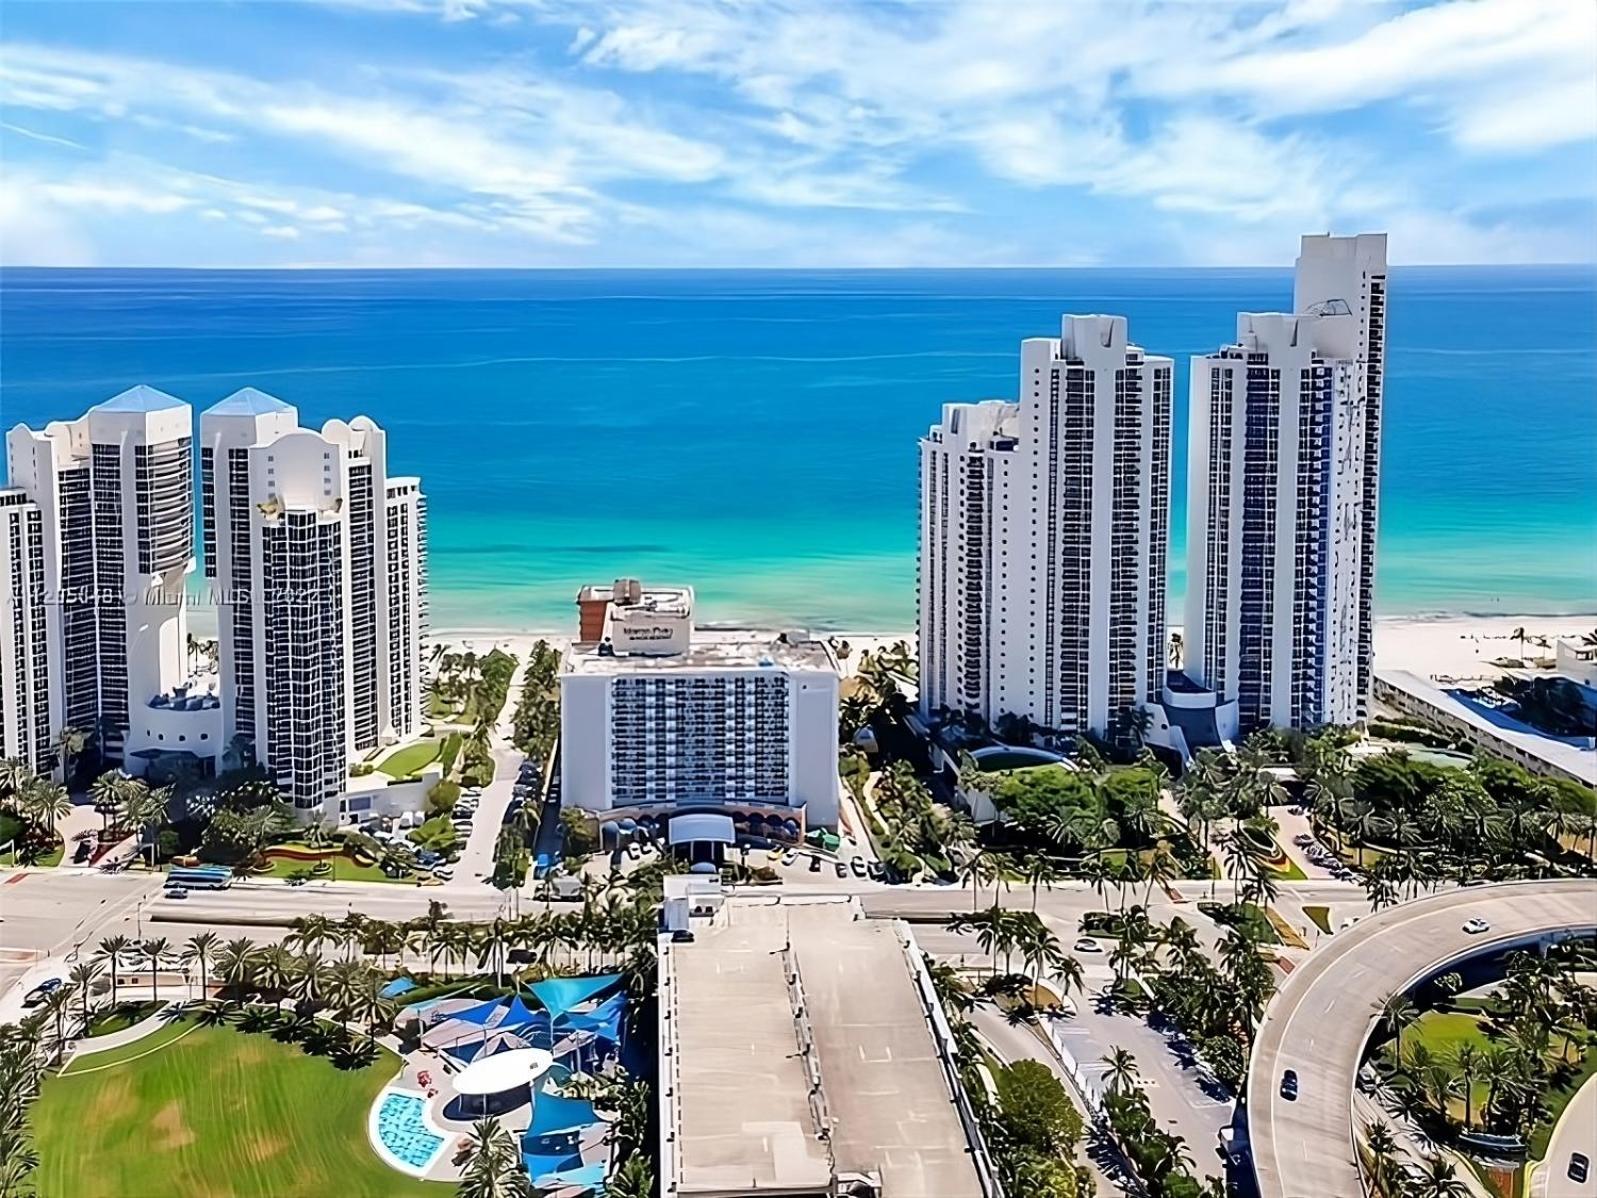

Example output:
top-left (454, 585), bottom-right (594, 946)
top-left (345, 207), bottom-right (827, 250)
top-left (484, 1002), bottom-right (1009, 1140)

top-left (561, 582), bottom-right (842, 829)
top-left (1184, 234), bottom-right (1387, 730)
top-left (919, 314), bottom-right (1174, 741)
top-left (0, 489), bottom-right (52, 772)
top-left (5, 387), bottom-right (213, 778)
top-left (200, 391), bottom-right (427, 814)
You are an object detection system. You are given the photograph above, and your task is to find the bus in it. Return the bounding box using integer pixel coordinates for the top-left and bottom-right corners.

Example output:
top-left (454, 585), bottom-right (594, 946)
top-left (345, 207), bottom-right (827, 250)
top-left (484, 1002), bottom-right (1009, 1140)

top-left (166, 865), bottom-right (234, 891)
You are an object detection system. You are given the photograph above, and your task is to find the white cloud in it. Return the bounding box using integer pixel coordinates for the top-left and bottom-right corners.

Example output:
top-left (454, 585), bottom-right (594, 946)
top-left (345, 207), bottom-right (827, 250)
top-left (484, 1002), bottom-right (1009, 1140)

top-left (260, 224), bottom-right (302, 239)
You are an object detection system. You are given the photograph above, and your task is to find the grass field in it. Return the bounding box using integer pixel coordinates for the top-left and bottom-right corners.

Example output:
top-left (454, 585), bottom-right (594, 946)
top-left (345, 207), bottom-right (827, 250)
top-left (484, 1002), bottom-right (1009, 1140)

top-left (1384, 1008), bottom-right (1595, 1151)
top-left (37, 1019), bottom-right (447, 1198)
top-left (87, 1001), bottom-right (166, 1037)
top-left (377, 738), bottom-right (443, 779)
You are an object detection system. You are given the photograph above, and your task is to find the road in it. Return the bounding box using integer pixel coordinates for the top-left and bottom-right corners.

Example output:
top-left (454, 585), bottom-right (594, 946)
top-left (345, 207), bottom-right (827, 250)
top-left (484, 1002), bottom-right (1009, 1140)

top-left (920, 919), bottom-right (1234, 1186)
top-left (1537, 1073), bottom-right (1597, 1198)
top-left (1248, 879), bottom-right (1597, 1198)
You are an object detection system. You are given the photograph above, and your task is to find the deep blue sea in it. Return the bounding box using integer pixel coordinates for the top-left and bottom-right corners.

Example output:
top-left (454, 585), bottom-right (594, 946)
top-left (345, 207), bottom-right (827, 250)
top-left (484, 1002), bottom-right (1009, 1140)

top-left (2, 267), bottom-right (1593, 630)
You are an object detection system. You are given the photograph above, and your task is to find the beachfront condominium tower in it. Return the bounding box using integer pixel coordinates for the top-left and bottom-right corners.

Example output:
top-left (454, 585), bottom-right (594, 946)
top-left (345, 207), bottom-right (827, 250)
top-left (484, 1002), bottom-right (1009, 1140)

top-left (201, 391), bottom-right (427, 813)
top-left (0, 489), bottom-right (52, 773)
top-left (5, 387), bottom-right (202, 777)
top-left (1184, 233), bottom-right (1388, 730)
top-left (919, 314), bottom-right (1174, 741)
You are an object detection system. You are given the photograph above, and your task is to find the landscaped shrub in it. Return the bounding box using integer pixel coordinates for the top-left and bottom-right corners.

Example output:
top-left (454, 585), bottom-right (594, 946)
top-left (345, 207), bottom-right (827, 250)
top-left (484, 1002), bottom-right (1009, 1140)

top-left (427, 778), bottom-right (461, 813)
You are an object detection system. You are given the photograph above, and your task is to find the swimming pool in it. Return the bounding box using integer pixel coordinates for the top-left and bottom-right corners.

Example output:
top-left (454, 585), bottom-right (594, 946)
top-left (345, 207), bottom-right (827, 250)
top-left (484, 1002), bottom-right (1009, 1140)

top-left (375, 1091), bottom-right (444, 1171)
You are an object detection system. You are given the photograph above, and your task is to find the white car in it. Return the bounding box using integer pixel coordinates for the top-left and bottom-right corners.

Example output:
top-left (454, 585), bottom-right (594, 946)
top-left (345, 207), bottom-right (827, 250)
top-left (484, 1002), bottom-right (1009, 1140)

top-left (1462, 917), bottom-right (1490, 935)
top-left (1073, 937), bottom-right (1103, 954)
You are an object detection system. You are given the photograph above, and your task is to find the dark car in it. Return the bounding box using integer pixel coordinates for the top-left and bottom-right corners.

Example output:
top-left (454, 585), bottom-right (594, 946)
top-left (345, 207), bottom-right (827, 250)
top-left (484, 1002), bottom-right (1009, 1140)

top-left (671, 930), bottom-right (696, 944)
top-left (22, 978), bottom-right (63, 1008)
top-left (1280, 1069), bottom-right (1299, 1101)
top-left (1570, 1153), bottom-right (1590, 1184)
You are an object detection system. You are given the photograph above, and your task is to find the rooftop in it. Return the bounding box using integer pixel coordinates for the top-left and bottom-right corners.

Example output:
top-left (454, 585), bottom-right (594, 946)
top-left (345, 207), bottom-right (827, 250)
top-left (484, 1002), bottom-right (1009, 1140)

top-left (94, 384), bottom-right (187, 415)
top-left (205, 387), bottom-right (295, 417)
top-left (565, 629), bottom-right (836, 675)
top-left (663, 901), bottom-right (984, 1198)
top-left (1376, 669), bottom-right (1596, 785)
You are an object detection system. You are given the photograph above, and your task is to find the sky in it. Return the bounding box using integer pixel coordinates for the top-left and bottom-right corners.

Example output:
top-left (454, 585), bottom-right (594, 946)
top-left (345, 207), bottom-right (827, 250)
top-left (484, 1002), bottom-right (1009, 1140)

top-left (1, 0), bottom-right (1594, 268)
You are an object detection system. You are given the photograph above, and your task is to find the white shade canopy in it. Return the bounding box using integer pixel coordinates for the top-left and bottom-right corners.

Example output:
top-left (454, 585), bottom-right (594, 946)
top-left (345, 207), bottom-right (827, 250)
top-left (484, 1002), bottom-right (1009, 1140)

top-left (667, 812), bottom-right (736, 846)
top-left (451, 1047), bottom-right (555, 1096)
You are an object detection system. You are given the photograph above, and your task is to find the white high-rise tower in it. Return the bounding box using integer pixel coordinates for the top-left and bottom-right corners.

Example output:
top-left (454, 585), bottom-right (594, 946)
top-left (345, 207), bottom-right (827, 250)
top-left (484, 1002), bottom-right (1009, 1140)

top-left (5, 387), bottom-right (204, 775)
top-left (201, 391), bottom-right (426, 814)
top-left (920, 314), bottom-right (1174, 741)
top-left (1184, 233), bottom-right (1387, 729)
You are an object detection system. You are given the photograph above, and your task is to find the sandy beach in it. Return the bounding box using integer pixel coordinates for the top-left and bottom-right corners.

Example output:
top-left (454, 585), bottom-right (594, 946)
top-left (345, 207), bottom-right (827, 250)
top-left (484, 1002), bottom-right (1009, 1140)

top-left (428, 617), bottom-right (1597, 689)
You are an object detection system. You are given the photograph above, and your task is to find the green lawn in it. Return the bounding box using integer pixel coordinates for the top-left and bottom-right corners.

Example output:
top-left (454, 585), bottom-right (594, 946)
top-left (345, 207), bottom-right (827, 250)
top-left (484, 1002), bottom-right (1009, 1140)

top-left (1386, 1009), bottom-right (1595, 1151)
top-left (1267, 854), bottom-right (1307, 881)
top-left (1304, 904), bottom-right (1332, 935)
top-left (377, 738), bottom-right (444, 779)
top-left (259, 850), bottom-right (415, 885)
top-left (37, 1019), bottom-right (447, 1198)
top-left (87, 1001), bottom-right (166, 1037)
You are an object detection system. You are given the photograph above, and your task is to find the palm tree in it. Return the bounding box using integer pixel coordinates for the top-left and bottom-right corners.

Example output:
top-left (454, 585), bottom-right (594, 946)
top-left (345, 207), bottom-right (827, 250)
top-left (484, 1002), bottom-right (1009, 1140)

top-left (183, 932), bottom-right (220, 1002)
top-left (142, 937), bottom-right (172, 1006)
top-left (68, 959), bottom-right (105, 1027)
top-left (1511, 625), bottom-right (1528, 663)
top-left (1020, 851), bottom-right (1059, 911)
top-left (217, 937), bottom-right (259, 998)
top-left (52, 725), bottom-right (88, 788)
top-left (1452, 1042), bottom-right (1480, 1128)
top-left (89, 770), bottom-right (125, 836)
top-left (1409, 1154), bottom-right (1470, 1198)
top-left (1102, 1046), bottom-right (1140, 1094)
top-left (0, 757), bottom-right (34, 810)
top-left (22, 780), bottom-right (72, 838)
top-left (606, 1155), bottom-right (653, 1198)
top-left (457, 1118), bottom-right (529, 1198)
top-left (1168, 631), bottom-right (1184, 669)
top-left (96, 934), bottom-right (130, 1009)
top-left (1383, 994), bottom-right (1417, 1063)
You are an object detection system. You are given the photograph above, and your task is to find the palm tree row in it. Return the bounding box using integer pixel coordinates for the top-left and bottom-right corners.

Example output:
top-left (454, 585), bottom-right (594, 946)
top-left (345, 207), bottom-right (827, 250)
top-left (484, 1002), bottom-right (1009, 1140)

top-left (1379, 944), bottom-right (1596, 1149)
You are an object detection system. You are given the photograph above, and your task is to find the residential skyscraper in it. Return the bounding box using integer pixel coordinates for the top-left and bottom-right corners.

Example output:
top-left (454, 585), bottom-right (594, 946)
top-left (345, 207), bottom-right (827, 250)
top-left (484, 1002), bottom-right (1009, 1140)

top-left (200, 391), bottom-right (427, 813)
top-left (919, 314), bottom-right (1174, 741)
top-left (0, 489), bottom-right (51, 772)
top-left (1184, 233), bottom-right (1388, 729)
top-left (5, 387), bottom-right (207, 776)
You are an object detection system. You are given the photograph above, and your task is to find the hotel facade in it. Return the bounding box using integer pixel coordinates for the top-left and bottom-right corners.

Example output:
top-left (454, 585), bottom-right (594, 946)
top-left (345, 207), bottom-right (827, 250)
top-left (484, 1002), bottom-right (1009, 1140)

top-left (918, 314), bottom-right (1174, 741)
top-left (200, 390), bottom-right (427, 813)
top-left (561, 580), bottom-right (842, 831)
top-left (1184, 233), bottom-right (1388, 729)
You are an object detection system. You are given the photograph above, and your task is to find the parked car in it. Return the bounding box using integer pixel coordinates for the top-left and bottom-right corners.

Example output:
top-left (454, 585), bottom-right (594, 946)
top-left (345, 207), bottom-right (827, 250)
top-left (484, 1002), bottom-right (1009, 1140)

top-left (1569, 1152), bottom-right (1590, 1184)
top-left (21, 978), bottom-right (63, 1008)
top-left (850, 857), bottom-right (868, 878)
top-left (432, 867), bottom-right (453, 881)
top-left (671, 930), bottom-right (696, 944)
top-left (164, 886), bottom-right (189, 899)
top-left (1074, 937), bottom-right (1103, 954)
top-left (782, 850), bottom-right (798, 867)
top-left (1462, 917), bottom-right (1490, 935)
top-left (1279, 1069), bottom-right (1299, 1101)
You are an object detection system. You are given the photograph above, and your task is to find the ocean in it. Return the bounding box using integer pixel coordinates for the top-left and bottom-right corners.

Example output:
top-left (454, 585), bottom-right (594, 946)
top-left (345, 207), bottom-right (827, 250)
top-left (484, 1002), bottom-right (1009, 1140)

top-left (1, 266), bottom-right (1593, 631)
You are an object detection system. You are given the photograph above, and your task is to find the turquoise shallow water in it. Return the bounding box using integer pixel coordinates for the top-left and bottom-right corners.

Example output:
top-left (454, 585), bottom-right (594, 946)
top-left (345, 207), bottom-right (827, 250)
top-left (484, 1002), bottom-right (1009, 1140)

top-left (2, 266), bottom-right (1593, 629)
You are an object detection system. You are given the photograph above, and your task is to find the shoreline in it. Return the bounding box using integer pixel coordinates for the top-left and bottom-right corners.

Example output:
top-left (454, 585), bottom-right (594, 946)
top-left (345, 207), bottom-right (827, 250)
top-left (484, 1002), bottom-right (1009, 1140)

top-left (424, 615), bottom-right (1596, 686)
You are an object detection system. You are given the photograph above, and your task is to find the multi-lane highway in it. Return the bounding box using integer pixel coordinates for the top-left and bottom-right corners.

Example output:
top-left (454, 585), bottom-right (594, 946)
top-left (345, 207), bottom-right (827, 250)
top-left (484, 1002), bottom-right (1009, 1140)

top-left (1248, 880), bottom-right (1597, 1198)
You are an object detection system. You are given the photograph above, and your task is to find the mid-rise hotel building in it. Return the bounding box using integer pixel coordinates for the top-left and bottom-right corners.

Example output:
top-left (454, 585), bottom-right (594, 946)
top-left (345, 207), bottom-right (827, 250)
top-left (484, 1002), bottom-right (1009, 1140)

top-left (561, 579), bottom-right (842, 831)
top-left (200, 390), bottom-right (427, 812)
top-left (1184, 233), bottom-right (1387, 729)
top-left (4, 387), bottom-right (217, 778)
top-left (919, 315), bottom-right (1174, 741)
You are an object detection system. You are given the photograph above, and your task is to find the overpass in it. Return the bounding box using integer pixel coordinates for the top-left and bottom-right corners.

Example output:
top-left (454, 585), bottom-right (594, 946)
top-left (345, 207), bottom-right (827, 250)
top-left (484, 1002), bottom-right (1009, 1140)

top-left (1247, 880), bottom-right (1597, 1198)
